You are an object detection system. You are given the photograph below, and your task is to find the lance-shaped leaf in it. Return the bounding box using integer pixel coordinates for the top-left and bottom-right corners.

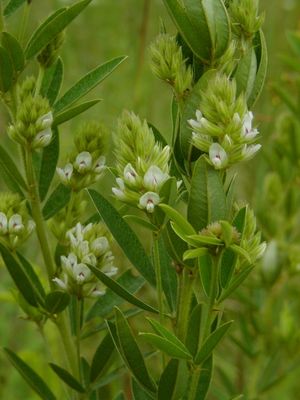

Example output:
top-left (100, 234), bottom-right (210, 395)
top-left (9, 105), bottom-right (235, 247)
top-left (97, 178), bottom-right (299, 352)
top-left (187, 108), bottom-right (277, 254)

top-left (193, 355), bottom-right (213, 399)
top-left (159, 204), bottom-right (195, 236)
top-left (49, 363), bottom-right (85, 393)
top-left (235, 48), bottom-right (257, 99)
top-left (4, 0), bottom-right (26, 17)
top-left (54, 56), bottom-right (127, 113)
top-left (195, 321), bottom-right (233, 364)
top-left (45, 291), bottom-right (70, 314)
top-left (86, 269), bottom-right (145, 321)
top-left (25, 0), bottom-right (92, 59)
top-left (90, 333), bottom-right (115, 383)
top-left (1, 32), bottom-right (25, 74)
top-left (217, 265), bottom-right (254, 303)
top-left (39, 127), bottom-right (59, 202)
top-left (53, 99), bottom-right (101, 126)
top-left (42, 184), bottom-right (71, 220)
top-left (183, 247), bottom-right (208, 261)
top-left (186, 304), bottom-right (202, 356)
top-left (88, 189), bottom-right (156, 285)
top-left (0, 145), bottom-right (27, 191)
top-left (188, 156), bottom-right (227, 232)
top-left (132, 379), bottom-right (155, 400)
top-left (40, 57), bottom-right (64, 105)
top-left (87, 265), bottom-right (158, 315)
top-left (198, 254), bottom-right (213, 297)
top-left (158, 359), bottom-right (179, 400)
top-left (139, 333), bottom-right (192, 360)
top-left (108, 308), bottom-right (157, 395)
top-left (123, 215), bottom-right (158, 232)
top-left (4, 348), bottom-right (56, 400)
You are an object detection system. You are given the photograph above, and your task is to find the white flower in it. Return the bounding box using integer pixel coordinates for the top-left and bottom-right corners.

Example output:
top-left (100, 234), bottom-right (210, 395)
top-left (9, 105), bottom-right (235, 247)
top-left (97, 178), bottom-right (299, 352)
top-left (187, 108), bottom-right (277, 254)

top-left (0, 212), bottom-right (8, 234)
top-left (90, 288), bottom-right (105, 297)
top-left (37, 111), bottom-right (53, 129)
top-left (242, 144), bottom-right (261, 161)
top-left (188, 110), bottom-right (203, 130)
top-left (94, 156), bottom-right (106, 173)
top-left (32, 127), bottom-right (52, 148)
top-left (61, 253), bottom-right (78, 274)
top-left (241, 111), bottom-right (259, 141)
top-left (124, 163), bottom-right (138, 184)
top-left (91, 237), bottom-right (109, 256)
top-left (8, 214), bottom-right (24, 234)
top-left (112, 178), bottom-right (126, 199)
top-left (57, 163), bottom-right (73, 184)
top-left (74, 151), bottom-right (92, 173)
top-left (73, 263), bottom-right (91, 284)
top-left (144, 165), bottom-right (169, 191)
top-left (104, 266), bottom-right (118, 277)
top-left (53, 277), bottom-right (67, 290)
top-left (27, 220), bottom-right (36, 235)
top-left (81, 253), bottom-right (97, 266)
top-left (209, 143), bottom-right (228, 169)
top-left (139, 192), bottom-right (160, 213)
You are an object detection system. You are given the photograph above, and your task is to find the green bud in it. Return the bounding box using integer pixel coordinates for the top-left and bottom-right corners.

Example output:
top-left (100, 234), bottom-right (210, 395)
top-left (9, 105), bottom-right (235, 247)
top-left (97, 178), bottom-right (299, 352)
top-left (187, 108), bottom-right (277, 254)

top-left (19, 76), bottom-right (36, 103)
top-left (241, 207), bottom-right (266, 263)
top-left (0, 192), bottom-right (35, 250)
top-left (37, 31), bottom-right (65, 68)
top-left (150, 33), bottom-right (193, 98)
top-left (56, 121), bottom-right (107, 191)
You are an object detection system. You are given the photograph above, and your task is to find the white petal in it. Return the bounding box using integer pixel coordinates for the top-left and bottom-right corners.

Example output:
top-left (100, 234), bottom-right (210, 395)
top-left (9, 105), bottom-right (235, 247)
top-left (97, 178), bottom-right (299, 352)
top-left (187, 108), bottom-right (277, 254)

top-left (53, 277), bottom-right (67, 290)
top-left (209, 143), bottom-right (228, 169)
top-left (27, 220), bottom-right (36, 235)
top-left (8, 214), bottom-right (24, 234)
top-left (196, 110), bottom-right (203, 120)
top-left (73, 263), bottom-right (91, 283)
top-left (104, 266), bottom-right (118, 277)
top-left (74, 151), bottom-right (92, 172)
top-left (0, 212), bottom-right (8, 234)
top-left (33, 127), bottom-right (52, 148)
top-left (188, 118), bottom-right (202, 130)
top-left (37, 111), bottom-right (53, 129)
top-left (143, 165), bottom-right (169, 190)
top-left (91, 237), bottom-right (109, 256)
top-left (139, 192), bottom-right (160, 213)
top-left (94, 156), bottom-right (106, 173)
top-left (243, 144), bottom-right (261, 160)
top-left (112, 187), bottom-right (125, 199)
top-left (124, 163), bottom-right (138, 184)
top-left (116, 178), bottom-right (125, 190)
top-left (57, 163), bottom-right (73, 184)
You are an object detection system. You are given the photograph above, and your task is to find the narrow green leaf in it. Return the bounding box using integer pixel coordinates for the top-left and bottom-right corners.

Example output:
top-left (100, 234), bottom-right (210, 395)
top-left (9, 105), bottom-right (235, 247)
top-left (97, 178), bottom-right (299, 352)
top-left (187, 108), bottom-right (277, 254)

top-left (90, 333), bottom-right (115, 382)
top-left (49, 363), bottom-right (85, 393)
top-left (235, 48), bottom-right (257, 99)
top-left (162, 222), bottom-right (189, 266)
top-left (1, 32), bottom-right (25, 74)
top-left (218, 265), bottom-right (254, 303)
top-left (248, 30), bottom-right (268, 108)
top-left (194, 355), bottom-right (213, 399)
top-left (86, 269), bottom-right (144, 321)
top-left (39, 127), bottom-right (59, 202)
top-left (187, 304), bottom-right (202, 356)
top-left (147, 318), bottom-right (189, 353)
top-left (188, 156), bottom-right (227, 231)
top-left (4, 348), bottom-right (56, 400)
top-left (186, 234), bottom-right (222, 246)
top-left (25, 0), bottom-right (92, 59)
top-left (230, 244), bottom-right (251, 263)
top-left (88, 189), bottom-right (155, 285)
top-left (0, 145), bottom-right (27, 191)
top-left (183, 248), bottom-right (208, 261)
top-left (87, 265), bottom-right (158, 315)
top-left (17, 253), bottom-right (46, 303)
top-left (0, 46), bottom-right (13, 92)
top-left (195, 321), bottom-right (233, 364)
top-left (113, 308), bottom-right (157, 394)
top-left (54, 56), bottom-right (127, 113)
top-left (4, 0), bottom-right (26, 17)
top-left (158, 359), bottom-right (179, 400)
top-left (123, 215), bottom-right (158, 232)
top-left (0, 244), bottom-right (38, 307)
top-left (53, 99), bottom-right (101, 126)
top-left (159, 204), bottom-right (196, 236)
top-left (198, 254), bottom-right (212, 297)
top-left (132, 379), bottom-right (155, 400)
top-left (45, 291), bottom-right (70, 314)
top-left (140, 333), bottom-right (192, 360)
top-left (220, 248), bottom-right (237, 289)
top-left (40, 57), bottom-right (64, 105)
top-left (42, 184), bottom-right (71, 220)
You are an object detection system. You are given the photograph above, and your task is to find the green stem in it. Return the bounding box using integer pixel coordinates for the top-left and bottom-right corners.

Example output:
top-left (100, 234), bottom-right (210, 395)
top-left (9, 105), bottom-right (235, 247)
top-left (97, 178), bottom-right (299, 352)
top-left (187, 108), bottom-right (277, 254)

top-left (176, 267), bottom-right (193, 342)
top-left (35, 66), bottom-right (45, 97)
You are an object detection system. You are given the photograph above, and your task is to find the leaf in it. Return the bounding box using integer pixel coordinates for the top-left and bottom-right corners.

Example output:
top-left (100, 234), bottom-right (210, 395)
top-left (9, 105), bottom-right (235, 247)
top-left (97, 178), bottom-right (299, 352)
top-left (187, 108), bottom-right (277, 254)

top-left (235, 48), bottom-right (257, 99)
top-left (156, 236), bottom-right (178, 313)
top-left (0, 244), bottom-right (38, 307)
top-left (183, 248), bottom-right (208, 261)
top-left (247, 30), bottom-right (268, 108)
top-left (0, 46), bottom-right (13, 92)
top-left (1, 32), bottom-right (25, 74)
top-left (88, 189), bottom-right (155, 285)
top-left (188, 156), bottom-right (227, 231)
top-left (195, 320), bottom-right (233, 364)
top-left (187, 304), bottom-right (202, 356)
top-left (158, 359), bottom-right (179, 400)
top-left (42, 184), bottom-right (71, 220)
top-left (218, 265), bottom-right (254, 303)
top-left (220, 248), bottom-right (237, 289)
top-left (40, 57), bottom-right (64, 105)
top-left (87, 265), bottom-right (158, 315)
top-left (0, 145), bottom-right (27, 191)
top-left (4, 0), bottom-right (26, 18)
top-left (45, 291), bottom-right (70, 314)
top-left (185, 234), bottom-right (222, 246)
top-left (4, 349), bottom-right (56, 400)
top-left (198, 254), bottom-right (212, 297)
top-left (140, 333), bottom-right (192, 360)
top-left (53, 99), bottom-right (101, 126)
top-left (90, 333), bottom-right (115, 382)
top-left (86, 269), bottom-right (145, 321)
top-left (159, 204), bottom-right (195, 236)
top-left (123, 215), bottom-right (158, 232)
top-left (39, 127), bottom-right (59, 202)
top-left (161, 222), bottom-right (189, 266)
top-left (193, 355), bottom-right (213, 399)
top-left (132, 379), bottom-right (155, 400)
top-left (54, 56), bottom-right (127, 113)
top-left (17, 253), bottom-right (46, 304)
top-left (111, 308), bottom-right (157, 394)
top-left (49, 363), bottom-right (85, 393)
top-left (25, 0), bottom-right (92, 59)
top-left (147, 318), bottom-right (190, 352)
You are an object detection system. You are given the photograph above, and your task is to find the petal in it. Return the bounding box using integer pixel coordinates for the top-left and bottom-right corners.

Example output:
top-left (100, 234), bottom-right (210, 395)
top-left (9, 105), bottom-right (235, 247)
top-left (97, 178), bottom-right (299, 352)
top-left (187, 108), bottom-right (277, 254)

top-left (209, 143), bottom-right (228, 169)
top-left (8, 214), bottom-right (24, 233)
top-left (74, 151), bottom-right (92, 172)
top-left (124, 163), bottom-right (138, 184)
top-left (0, 212), bottom-right (8, 234)
top-left (139, 192), bottom-right (160, 213)
top-left (94, 156), bottom-right (106, 173)
top-left (143, 165), bottom-right (169, 190)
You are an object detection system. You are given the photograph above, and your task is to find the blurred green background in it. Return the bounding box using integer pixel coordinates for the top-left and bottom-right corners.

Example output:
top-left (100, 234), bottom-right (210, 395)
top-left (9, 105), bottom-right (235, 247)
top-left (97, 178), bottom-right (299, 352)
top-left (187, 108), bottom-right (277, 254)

top-left (0, 0), bottom-right (300, 398)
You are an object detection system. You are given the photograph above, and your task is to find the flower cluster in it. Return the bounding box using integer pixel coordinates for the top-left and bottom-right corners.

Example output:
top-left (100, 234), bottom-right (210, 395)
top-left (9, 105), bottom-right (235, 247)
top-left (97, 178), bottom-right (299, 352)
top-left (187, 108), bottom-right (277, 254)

top-left (112, 111), bottom-right (176, 213)
top-left (53, 222), bottom-right (117, 298)
top-left (8, 93), bottom-right (53, 149)
top-left (0, 192), bottom-right (35, 249)
top-left (57, 121), bottom-right (107, 191)
top-left (241, 206), bottom-right (266, 264)
top-left (150, 33), bottom-right (193, 98)
top-left (188, 73), bottom-right (261, 170)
